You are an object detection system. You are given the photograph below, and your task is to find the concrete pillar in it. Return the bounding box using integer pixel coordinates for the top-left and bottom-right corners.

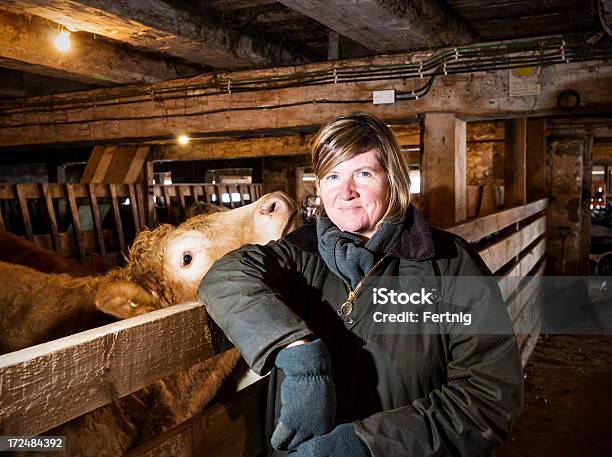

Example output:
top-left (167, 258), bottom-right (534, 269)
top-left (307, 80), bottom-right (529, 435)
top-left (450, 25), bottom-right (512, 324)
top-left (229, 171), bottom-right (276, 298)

top-left (421, 113), bottom-right (467, 227)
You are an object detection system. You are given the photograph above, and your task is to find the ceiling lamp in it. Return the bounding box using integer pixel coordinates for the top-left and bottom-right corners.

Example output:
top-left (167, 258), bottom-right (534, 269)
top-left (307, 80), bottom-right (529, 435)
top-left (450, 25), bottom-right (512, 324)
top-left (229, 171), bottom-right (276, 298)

top-left (178, 134), bottom-right (190, 145)
top-left (54, 30), bottom-right (71, 52)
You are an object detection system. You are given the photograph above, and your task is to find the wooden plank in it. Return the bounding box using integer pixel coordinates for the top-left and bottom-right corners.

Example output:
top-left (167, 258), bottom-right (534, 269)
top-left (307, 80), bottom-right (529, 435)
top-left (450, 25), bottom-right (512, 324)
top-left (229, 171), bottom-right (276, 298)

top-left (526, 118), bottom-right (547, 201)
top-left (128, 379), bottom-right (268, 457)
top-left (105, 146), bottom-right (149, 184)
top-left (177, 186), bottom-right (187, 220)
top-left (81, 146), bottom-right (115, 184)
top-left (144, 161), bottom-right (156, 228)
top-left (41, 183), bottom-right (61, 251)
top-left (88, 183), bottom-right (107, 257)
top-left (421, 113), bottom-right (467, 227)
top-left (0, 302), bottom-right (215, 438)
top-left (191, 185), bottom-right (201, 203)
top-left (498, 238), bottom-right (546, 302)
top-left (239, 184), bottom-right (250, 205)
top-left (504, 118), bottom-right (527, 208)
top-left (477, 215), bottom-right (546, 274)
top-left (65, 184), bottom-right (85, 259)
top-left (135, 184), bottom-right (147, 230)
top-left (162, 186), bottom-right (173, 222)
top-left (15, 184), bottom-right (34, 241)
top-left (203, 185), bottom-right (214, 204)
top-left (224, 185), bottom-right (235, 209)
top-left (448, 198), bottom-right (548, 243)
top-left (109, 184), bottom-right (127, 253)
top-left (151, 126), bottom-right (419, 161)
top-left (506, 261), bottom-right (546, 324)
top-left (128, 185), bottom-right (141, 232)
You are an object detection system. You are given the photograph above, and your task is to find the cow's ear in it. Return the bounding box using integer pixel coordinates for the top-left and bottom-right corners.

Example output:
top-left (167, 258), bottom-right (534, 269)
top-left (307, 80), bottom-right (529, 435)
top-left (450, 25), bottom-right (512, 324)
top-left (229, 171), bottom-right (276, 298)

top-left (95, 280), bottom-right (163, 319)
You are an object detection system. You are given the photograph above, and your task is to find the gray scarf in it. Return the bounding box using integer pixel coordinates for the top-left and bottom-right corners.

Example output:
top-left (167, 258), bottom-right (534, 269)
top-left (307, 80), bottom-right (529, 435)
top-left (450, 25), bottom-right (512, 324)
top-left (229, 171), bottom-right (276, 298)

top-left (316, 215), bottom-right (404, 289)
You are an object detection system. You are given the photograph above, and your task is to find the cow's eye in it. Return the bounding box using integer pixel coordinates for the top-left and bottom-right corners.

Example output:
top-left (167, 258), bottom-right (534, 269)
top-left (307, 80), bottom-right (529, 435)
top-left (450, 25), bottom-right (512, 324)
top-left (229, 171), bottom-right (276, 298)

top-left (182, 252), bottom-right (193, 267)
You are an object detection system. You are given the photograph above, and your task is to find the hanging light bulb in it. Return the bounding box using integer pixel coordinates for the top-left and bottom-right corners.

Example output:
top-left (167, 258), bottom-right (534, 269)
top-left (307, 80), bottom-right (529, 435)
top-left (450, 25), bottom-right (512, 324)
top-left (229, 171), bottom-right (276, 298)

top-left (54, 30), bottom-right (71, 52)
top-left (178, 134), bottom-right (190, 145)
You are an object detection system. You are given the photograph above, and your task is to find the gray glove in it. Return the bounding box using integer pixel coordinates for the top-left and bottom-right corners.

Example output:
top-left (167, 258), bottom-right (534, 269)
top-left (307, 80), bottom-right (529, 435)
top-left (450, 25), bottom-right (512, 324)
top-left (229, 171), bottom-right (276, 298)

top-left (271, 339), bottom-right (337, 450)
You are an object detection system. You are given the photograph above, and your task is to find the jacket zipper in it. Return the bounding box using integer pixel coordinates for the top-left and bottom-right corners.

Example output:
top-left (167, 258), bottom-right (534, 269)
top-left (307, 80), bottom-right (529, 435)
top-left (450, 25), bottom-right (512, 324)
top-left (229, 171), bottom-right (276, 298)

top-left (339, 255), bottom-right (387, 317)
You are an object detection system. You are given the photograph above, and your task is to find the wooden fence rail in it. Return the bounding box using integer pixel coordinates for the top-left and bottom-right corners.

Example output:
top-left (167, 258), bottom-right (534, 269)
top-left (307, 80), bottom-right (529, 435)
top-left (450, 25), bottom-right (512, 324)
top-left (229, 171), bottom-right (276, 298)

top-left (0, 198), bottom-right (549, 455)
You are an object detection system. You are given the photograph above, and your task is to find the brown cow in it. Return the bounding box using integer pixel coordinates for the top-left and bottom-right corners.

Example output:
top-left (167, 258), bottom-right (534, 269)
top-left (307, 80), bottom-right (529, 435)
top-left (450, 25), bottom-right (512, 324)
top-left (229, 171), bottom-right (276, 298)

top-left (0, 229), bottom-right (106, 276)
top-left (0, 192), bottom-right (297, 456)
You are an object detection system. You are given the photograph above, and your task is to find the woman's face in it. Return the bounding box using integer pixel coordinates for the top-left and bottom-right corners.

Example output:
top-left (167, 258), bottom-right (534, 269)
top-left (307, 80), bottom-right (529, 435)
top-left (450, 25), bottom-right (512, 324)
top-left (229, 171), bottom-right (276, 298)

top-left (318, 149), bottom-right (389, 239)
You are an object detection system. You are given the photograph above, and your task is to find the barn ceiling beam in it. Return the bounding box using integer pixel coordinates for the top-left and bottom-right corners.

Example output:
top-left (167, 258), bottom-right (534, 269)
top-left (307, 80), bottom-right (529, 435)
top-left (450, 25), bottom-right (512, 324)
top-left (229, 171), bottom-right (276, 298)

top-left (0, 56), bottom-right (610, 148)
top-left (277, 0), bottom-right (479, 52)
top-left (150, 125), bottom-right (420, 161)
top-left (0, 0), bottom-right (306, 69)
top-left (0, 68), bottom-right (98, 98)
top-left (0, 9), bottom-right (198, 84)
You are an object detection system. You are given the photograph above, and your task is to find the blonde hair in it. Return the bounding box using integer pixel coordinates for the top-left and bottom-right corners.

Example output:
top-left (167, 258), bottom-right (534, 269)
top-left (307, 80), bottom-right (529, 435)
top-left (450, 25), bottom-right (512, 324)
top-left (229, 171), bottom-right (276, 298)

top-left (310, 112), bottom-right (411, 226)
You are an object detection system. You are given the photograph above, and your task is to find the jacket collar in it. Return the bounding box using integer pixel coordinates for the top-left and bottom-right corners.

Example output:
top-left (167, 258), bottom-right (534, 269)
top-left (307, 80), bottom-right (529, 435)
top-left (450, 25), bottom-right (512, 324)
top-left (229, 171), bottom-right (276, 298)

top-left (387, 205), bottom-right (436, 261)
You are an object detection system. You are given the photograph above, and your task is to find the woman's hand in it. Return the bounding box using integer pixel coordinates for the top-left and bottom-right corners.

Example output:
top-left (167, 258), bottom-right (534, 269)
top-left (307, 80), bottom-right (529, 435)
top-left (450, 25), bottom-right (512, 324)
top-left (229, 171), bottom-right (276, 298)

top-left (271, 339), bottom-right (337, 450)
top-left (291, 423), bottom-right (371, 457)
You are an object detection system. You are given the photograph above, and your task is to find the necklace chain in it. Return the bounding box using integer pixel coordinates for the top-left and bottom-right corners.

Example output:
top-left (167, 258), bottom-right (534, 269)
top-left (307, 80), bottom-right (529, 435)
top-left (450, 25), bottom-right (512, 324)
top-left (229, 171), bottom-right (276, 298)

top-left (339, 256), bottom-right (387, 317)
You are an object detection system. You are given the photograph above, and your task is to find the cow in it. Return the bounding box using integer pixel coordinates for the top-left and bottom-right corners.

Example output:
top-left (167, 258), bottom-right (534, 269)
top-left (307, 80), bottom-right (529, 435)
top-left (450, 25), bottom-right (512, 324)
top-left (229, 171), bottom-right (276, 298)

top-left (0, 229), bottom-right (106, 276)
top-left (0, 191), bottom-right (297, 456)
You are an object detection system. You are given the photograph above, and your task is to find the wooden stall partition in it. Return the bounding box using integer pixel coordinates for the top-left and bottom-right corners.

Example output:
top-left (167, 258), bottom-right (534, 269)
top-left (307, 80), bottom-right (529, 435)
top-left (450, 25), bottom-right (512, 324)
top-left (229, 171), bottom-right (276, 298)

top-left (151, 183), bottom-right (263, 225)
top-left (0, 183), bottom-right (143, 267)
top-left (448, 197), bottom-right (549, 364)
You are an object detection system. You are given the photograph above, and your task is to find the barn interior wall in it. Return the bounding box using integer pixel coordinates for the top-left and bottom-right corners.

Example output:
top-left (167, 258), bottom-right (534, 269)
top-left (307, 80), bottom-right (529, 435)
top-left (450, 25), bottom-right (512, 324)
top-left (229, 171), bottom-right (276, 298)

top-left (466, 121), bottom-right (505, 186)
top-left (261, 155), bottom-right (311, 201)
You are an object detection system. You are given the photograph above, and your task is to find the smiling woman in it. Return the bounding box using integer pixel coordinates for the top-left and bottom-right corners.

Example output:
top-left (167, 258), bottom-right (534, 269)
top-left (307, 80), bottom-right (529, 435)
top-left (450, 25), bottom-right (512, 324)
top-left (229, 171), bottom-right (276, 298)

top-left (200, 112), bottom-right (523, 457)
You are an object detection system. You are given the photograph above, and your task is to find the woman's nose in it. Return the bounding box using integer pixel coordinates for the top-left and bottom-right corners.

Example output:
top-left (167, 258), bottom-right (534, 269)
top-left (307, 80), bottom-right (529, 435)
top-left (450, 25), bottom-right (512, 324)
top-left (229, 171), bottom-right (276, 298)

top-left (339, 178), bottom-right (357, 200)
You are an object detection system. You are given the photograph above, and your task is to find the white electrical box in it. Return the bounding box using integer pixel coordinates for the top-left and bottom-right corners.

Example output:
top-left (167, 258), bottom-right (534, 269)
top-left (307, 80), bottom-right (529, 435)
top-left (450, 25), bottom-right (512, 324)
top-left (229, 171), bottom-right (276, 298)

top-left (372, 89), bottom-right (395, 105)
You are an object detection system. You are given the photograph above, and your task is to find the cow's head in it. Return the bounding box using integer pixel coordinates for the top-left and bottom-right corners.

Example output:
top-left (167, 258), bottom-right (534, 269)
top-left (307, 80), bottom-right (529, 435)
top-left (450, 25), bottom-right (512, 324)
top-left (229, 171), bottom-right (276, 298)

top-left (96, 192), bottom-right (297, 318)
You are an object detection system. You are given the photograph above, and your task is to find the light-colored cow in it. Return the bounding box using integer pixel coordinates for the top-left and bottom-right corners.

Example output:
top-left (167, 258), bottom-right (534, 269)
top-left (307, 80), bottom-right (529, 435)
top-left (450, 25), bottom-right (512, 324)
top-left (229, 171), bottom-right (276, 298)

top-left (0, 191), bottom-right (297, 456)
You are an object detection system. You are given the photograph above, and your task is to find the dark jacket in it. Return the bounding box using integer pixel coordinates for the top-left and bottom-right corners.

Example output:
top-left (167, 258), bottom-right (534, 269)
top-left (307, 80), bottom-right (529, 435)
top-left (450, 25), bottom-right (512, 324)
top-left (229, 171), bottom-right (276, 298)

top-left (199, 206), bottom-right (523, 457)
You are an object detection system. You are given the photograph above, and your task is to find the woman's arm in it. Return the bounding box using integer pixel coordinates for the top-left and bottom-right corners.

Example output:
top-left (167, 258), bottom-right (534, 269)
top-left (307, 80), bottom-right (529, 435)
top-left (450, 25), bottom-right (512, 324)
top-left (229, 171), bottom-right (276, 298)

top-left (199, 239), bottom-right (313, 375)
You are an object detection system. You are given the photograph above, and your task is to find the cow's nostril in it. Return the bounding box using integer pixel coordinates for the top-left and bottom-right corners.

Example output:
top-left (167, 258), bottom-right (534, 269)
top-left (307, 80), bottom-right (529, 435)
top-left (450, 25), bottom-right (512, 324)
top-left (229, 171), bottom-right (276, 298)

top-left (261, 200), bottom-right (277, 214)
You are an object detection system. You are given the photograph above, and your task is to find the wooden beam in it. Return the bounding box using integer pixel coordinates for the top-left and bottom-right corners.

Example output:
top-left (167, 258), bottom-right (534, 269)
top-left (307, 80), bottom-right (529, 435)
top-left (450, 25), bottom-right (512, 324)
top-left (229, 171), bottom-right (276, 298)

top-left (526, 118), bottom-right (547, 201)
top-left (0, 9), bottom-right (196, 85)
top-left (0, 59), bottom-right (610, 148)
top-left (0, 302), bottom-right (215, 437)
top-left (151, 125), bottom-right (419, 161)
top-left (1, 0), bottom-right (306, 69)
top-left (504, 118), bottom-right (527, 208)
top-left (478, 215), bottom-right (546, 274)
top-left (0, 68), bottom-right (97, 98)
top-left (278, 0), bottom-right (478, 51)
top-left (82, 146), bottom-right (149, 183)
top-left (448, 198), bottom-right (548, 243)
top-left (421, 113), bottom-right (466, 227)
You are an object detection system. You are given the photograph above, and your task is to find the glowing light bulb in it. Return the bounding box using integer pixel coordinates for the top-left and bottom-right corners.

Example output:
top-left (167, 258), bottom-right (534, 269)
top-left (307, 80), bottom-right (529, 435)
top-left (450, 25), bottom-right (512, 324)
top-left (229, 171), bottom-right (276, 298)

top-left (178, 134), bottom-right (189, 145)
top-left (54, 31), bottom-right (71, 52)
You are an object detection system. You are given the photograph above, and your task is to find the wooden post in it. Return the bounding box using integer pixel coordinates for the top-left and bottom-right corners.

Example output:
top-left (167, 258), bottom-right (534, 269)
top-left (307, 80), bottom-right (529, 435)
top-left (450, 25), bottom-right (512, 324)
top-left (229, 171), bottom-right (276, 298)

top-left (41, 184), bottom-right (61, 251)
top-left (88, 183), bottom-right (107, 257)
top-left (144, 161), bottom-right (156, 228)
top-left (15, 184), bottom-right (34, 241)
top-left (421, 113), bottom-right (467, 227)
top-left (526, 118), bottom-right (547, 202)
top-left (504, 118), bottom-right (527, 208)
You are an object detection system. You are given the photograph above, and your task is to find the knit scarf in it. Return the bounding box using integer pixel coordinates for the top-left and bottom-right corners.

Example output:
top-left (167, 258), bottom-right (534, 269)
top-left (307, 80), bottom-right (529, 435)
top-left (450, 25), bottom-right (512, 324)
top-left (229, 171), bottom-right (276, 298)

top-left (316, 215), bottom-right (404, 289)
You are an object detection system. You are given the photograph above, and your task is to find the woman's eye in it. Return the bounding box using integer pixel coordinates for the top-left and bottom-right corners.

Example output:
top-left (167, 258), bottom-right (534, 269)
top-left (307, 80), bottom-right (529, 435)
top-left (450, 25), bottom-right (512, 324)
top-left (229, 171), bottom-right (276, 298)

top-left (326, 174), bottom-right (340, 181)
top-left (357, 171), bottom-right (372, 178)
top-left (182, 252), bottom-right (193, 266)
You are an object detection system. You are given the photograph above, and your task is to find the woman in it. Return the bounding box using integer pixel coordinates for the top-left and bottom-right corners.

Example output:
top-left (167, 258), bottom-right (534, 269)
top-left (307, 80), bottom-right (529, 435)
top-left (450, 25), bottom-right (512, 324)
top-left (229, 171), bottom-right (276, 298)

top-left (199, 112), bottom-right (523, 456)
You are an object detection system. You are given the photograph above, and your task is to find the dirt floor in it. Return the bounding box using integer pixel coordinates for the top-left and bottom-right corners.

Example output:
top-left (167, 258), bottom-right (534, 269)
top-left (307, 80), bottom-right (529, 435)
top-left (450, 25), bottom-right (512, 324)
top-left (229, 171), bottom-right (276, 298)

top-left (496, 334), bottom-right (612, 457)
